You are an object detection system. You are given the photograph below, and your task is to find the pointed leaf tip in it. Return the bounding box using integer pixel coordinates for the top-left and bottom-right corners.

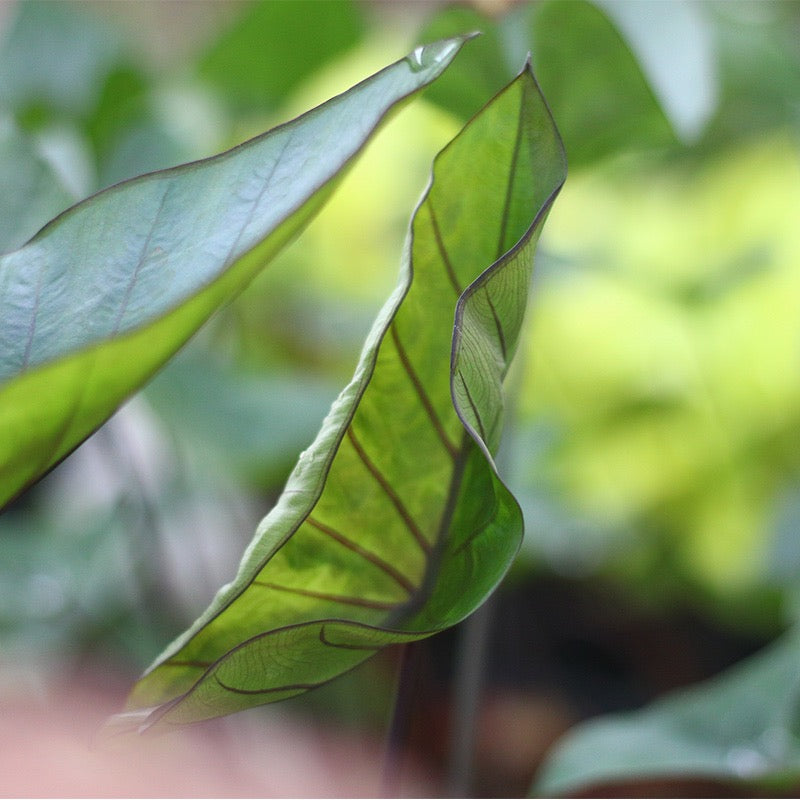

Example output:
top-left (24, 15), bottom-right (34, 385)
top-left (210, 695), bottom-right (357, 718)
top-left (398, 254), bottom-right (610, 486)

top-left (117, 66), bottom-right (566, 729)
top-left (0, 35), bottom-right (468, 509)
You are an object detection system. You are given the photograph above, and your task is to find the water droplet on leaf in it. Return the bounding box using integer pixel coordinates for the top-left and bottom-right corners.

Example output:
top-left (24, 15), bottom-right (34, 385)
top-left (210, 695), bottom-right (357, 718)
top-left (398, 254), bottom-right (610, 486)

top-left (406, 39), bottom-right (461, 73)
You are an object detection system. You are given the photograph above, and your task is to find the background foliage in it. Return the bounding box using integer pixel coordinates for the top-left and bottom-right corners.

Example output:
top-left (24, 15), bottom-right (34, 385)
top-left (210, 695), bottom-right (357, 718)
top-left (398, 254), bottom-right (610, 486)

top-left (2, 0), bottom-right (800, 796)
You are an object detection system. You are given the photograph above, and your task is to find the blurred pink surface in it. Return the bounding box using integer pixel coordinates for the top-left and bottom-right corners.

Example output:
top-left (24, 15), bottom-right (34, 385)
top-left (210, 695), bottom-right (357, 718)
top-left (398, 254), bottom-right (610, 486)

top-left (0, 672), bottom-right (432, 798)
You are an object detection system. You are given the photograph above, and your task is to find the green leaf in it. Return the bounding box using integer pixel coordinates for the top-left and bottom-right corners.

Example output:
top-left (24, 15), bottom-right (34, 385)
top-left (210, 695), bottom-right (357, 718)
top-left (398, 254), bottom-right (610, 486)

top-left (595, 0), bottom-right (717, 143)
top-left (416, 4), bottom-right (530, 121)
top-left (533, 631), bottom-right (800, 797)
top-left (116, 65), bottom-right (566, 730)
top-left (530, 0), bottom-right (676, 167)
top-left (0, 35), bottom-right (469, 510)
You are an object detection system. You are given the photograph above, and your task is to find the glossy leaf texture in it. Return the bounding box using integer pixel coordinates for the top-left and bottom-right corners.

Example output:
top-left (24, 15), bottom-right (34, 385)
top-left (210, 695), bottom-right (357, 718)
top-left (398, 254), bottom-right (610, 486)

top-left (534, 630), bottom-right (800, 796)
top-left (117, 65), bottom-right (566, 730)
top-left (0, 36), bottom-right (469, 509)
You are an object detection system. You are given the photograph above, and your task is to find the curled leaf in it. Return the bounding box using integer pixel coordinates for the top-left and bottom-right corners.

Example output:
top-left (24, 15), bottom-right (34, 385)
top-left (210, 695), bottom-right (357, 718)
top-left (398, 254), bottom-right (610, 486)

top-left (119, 63), bottom-right (566, 730)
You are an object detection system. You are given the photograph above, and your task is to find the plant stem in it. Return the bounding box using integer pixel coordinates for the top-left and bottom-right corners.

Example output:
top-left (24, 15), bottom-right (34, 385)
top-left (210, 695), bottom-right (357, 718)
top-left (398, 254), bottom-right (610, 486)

top-left (446, 592), bottom-right (495, 797)
top-left (381, 641), bottom-right (422, 798)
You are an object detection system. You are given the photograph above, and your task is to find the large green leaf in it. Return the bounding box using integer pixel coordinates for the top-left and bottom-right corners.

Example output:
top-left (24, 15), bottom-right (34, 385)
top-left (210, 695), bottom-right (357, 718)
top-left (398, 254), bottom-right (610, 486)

top-left (116, 65), bottom-right (566, 731)
top-left (534, 631), bottom-right (800, 796)
top-left (0, 36), bottom-right (469, 509)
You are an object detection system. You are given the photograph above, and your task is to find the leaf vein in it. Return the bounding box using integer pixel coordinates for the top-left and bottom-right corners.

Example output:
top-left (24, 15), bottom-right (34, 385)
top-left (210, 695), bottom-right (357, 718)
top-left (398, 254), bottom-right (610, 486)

top-left (214, 675), bottom-right (320, 696)
top-left (484, 288), bottom-right (507, 362)
top-left (495, 84), bottom-right (526, 260)
top-left (346, 427), bottom-right (431, 554)
top-left (112, 187), bottom-right (170, 336)
top-left (428, 202), bottom-right (463, 296)
top-left (306, 515), bottom-right (415, 594)
top-left (319, 626), bottom-right (382, 651)
top-left (390, 324), bottom-right (458, 459)
top-left (253, 580), bottom-right (398, 610)
top-left (457, 369), bottom-right (488, 444)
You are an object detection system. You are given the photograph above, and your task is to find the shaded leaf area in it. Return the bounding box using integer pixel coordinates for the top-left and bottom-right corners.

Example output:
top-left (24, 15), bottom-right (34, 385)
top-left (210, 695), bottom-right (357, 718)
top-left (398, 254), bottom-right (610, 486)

top-left (0, 36), bottom-right (468, 510)
top-left (533, 630), bottom-right (800, 797)
top-left (419, 0), bottom-right (677, 167)
top-left (119, 66), bottom-right (566, 729)
top-left (198, 0), bottom-right (365, 114)
top-left (0, 119), bottom-right (74, 253)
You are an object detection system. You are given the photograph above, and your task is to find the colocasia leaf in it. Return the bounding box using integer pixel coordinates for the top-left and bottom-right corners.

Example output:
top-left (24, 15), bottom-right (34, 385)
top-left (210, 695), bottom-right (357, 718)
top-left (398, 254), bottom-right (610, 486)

top-left (0, 36), bottom-right (469, 509)
top-left (116, 63), bottom-right (566, 730)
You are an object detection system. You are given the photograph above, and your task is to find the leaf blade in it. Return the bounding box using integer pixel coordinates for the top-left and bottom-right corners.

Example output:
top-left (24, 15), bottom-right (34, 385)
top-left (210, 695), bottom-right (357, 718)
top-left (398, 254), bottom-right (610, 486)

top-left (119, 64), bottom-right (566, 730)
top-left (0, 35), bottom-right (469, 508)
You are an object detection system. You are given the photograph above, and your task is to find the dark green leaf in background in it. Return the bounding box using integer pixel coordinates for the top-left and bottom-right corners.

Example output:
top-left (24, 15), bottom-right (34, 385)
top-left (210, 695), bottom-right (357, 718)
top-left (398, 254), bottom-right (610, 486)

top-left (114, 64), bottom-right (566, 730)
top-left (416, 4), bottom-right (527, 122)
top-left (530, 0), bottom-right (675, 167)
top-left (0, 36), bottom-right (469, 509)
top-left (596, 0), bottom-right (717, 143)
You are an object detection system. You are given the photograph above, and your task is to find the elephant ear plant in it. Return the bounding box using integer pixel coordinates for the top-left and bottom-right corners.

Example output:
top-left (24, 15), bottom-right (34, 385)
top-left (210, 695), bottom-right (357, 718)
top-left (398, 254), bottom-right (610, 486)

top-left (0, 35), bottom-right (566, 733)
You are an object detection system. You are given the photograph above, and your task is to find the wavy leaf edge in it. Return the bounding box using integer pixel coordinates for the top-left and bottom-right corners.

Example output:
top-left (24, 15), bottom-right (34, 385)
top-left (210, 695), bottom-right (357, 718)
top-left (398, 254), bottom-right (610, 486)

top-left (115, 61), bottom-right (566, 733)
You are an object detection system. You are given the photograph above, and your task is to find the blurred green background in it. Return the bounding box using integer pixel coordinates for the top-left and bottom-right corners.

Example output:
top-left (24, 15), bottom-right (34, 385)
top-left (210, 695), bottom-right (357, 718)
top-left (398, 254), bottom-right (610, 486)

top-left (2, 0), bottom-right (800, 795)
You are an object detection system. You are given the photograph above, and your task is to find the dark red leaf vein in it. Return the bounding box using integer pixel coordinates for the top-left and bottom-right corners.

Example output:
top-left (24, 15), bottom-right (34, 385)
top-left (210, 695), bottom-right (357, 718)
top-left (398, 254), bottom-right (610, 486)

top-left (253, 580), bottom-right (398, 610)
top-left (346, 427), bottom-right (431, 554)
top-left (484, 288), bottom-right (507, 362)
top-left (214, 675), bottom-right (321, 696)
top-left (428, 202), bottom-right (463, 296)
top-left (457, 369), bottom-right (488, 444)
top-left (319, 626), bottom-right (382, 650)
top-left (307, 515), bottom-right (415, 594)
top-left (390, 324), bottom-right (458, 459)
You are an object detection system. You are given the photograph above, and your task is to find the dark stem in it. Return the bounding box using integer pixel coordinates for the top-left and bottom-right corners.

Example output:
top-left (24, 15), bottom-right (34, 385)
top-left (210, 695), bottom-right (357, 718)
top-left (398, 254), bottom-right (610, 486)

top-left (381, 641), bottom-right (423, 798)
top-left (446, 592), bottom-right (496, 797)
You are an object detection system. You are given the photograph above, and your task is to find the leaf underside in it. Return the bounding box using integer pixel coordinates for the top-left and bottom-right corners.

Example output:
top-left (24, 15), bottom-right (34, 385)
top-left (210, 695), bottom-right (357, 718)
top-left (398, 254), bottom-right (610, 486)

top-left (117, 64), bottom-right (566, 731)
top-left (0, 36), bottom-right (469, 510)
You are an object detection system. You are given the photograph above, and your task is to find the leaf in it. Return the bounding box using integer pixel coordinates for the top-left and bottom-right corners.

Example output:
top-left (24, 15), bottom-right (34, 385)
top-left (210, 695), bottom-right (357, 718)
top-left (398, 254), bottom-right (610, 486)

top-left (595, 0), bottom-right (718, 143)
top-left (116, 64), bottom-right (566, 731)
top-left (0, 35), bottom-right (469, 510)
top-left (530, 0), bottom-right (676, 167)
top-left (533, 631), bottom-right (800, 797)
top-left (416, 4), bottom-right (531, 121)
